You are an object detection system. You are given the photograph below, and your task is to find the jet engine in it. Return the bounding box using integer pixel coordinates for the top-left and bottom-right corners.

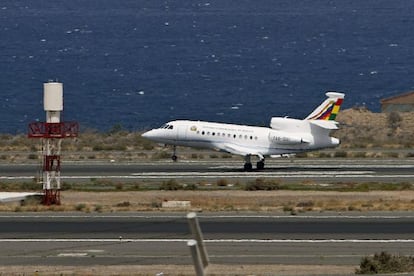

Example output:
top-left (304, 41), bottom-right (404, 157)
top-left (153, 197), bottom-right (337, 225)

top-left (268, 129), bottom-right (309, 145)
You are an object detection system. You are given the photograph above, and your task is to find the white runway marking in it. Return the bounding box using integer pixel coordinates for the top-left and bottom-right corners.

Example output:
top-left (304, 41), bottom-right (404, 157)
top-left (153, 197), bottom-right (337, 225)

top-left (0, 176), bottom-right (33, 180)
top-left (131, 171), bottom-right (373, 176)
top-left (7, 171), bottom-right (400, 180)
top-left (1, 239), bottom-right (414, 243)
top-left (212, 164), bottom-right (414, 169)
top-left (81, 174), bottom-right (412, 179)
top-left (57, 253), bottom-right (88, 257)
top-left (2, 161), bottom-right (413, 181)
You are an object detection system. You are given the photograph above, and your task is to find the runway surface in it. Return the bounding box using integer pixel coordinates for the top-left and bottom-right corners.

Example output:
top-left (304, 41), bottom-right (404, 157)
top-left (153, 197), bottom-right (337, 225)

top-left (1, 159), bottom-right (413, 267)
top-left (1, 158), bottom-right (414, 183)
top-left (1, 213), bottom-right (414, 266)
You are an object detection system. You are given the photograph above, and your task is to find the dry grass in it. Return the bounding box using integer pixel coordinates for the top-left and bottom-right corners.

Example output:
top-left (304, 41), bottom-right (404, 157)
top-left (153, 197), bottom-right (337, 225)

top-left (64, 190), bottom-right (414, 212)
top-left (4, 190), bottom-right (414, 213)
top-left (0, 264), bottom-right (356, 275)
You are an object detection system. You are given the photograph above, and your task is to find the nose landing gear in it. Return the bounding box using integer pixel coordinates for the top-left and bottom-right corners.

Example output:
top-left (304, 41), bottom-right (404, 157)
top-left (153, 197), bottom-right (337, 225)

top-left (171, 145), bottom-right (178, 162)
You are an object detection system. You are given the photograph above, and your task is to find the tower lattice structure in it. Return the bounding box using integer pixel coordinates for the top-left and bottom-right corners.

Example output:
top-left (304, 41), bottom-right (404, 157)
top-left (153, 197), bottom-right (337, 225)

top-left (28, 82), bottom-right (78, 205)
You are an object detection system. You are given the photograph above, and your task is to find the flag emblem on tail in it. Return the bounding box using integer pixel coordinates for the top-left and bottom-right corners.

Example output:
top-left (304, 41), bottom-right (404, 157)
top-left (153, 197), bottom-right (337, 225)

top-left (310, 98), bottom-right (343, 120)
top-left (305, 92), bottom-right (345, 121)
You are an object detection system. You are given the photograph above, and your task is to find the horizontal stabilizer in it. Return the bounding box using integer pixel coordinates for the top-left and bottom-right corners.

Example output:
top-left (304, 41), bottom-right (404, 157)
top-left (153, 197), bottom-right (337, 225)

top-left (309, 120), bottom-right (339, 130)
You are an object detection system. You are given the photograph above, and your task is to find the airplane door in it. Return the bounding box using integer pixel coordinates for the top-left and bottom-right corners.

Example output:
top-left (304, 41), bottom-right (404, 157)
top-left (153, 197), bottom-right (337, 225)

top-left (176, 125), bottom-right (187, 140)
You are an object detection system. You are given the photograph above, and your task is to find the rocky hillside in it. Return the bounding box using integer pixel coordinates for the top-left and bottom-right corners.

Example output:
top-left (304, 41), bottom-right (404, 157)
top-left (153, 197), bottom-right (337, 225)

top-left (334, 108), bottom-right (414, 148)
top-left (0, 108), bottom-right (413, 161)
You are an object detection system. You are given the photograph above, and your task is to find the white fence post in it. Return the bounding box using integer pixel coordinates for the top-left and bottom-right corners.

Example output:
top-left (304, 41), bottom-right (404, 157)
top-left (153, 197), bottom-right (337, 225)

top-left (187, 239), bottom-right (205, 276)
top-left (187, 212), bottom-right (209, 268)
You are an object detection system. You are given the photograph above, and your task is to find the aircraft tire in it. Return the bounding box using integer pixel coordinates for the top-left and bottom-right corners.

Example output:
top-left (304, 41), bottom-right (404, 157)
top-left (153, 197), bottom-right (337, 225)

top-left (256, 161), bottom-right (265, 170)
top-left (244, 163), bottom-right (253, 171)
top-left (172, 155), bottom-right (178, 162)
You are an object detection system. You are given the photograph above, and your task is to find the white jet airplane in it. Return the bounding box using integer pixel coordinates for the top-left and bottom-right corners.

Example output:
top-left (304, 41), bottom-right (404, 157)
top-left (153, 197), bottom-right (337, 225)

top-left (142, 92), bottom-right (345, 170)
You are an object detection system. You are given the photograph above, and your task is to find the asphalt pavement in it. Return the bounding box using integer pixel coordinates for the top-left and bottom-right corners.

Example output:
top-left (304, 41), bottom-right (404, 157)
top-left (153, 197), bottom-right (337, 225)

top-left (0, 212), bottom-right (413, 266)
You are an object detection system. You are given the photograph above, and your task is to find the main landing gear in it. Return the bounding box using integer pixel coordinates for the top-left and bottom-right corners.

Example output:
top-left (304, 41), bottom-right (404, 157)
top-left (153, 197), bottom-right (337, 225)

top-left (244, 155), bottom-right (265, 171)
top-left (256, 160), bottom-right (265, 170)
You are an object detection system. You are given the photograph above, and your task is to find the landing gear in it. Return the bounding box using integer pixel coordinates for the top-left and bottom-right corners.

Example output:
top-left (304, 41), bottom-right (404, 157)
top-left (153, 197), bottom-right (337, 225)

top-left (243, 155), bottom-right (265, 171)
top-left (171, 145), bottom-right (178, 162)
top-left (256, 160), bottom-right (265, 170)
top-left (244, 162), bottom-right (253, 171)
top-left (244, 155), bottom-right (252, 171)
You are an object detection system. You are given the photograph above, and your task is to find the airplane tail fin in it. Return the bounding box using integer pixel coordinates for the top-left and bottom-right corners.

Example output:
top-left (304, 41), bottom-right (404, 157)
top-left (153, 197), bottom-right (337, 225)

top-left (305, 92), bottom-right (345, 121)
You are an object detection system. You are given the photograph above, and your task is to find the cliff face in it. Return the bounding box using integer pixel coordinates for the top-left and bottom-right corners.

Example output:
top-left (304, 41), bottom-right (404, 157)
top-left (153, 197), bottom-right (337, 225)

top-left (334, 108), bottom-right (414, 148)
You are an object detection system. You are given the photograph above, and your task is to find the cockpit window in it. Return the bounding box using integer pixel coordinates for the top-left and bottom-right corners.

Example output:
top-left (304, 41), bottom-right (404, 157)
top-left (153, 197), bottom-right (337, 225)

top-left (159, 124), bottom-right (174, 130)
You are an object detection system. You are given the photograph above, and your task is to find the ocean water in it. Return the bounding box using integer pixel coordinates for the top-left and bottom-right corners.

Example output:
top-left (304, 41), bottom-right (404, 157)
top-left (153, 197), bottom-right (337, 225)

top-left (1, 0), bottom-right (414, 133)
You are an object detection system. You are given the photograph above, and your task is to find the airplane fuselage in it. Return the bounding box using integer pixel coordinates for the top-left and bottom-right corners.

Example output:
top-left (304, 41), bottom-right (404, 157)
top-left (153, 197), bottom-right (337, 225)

top-left (144, 119), bottom-right (339, 157)
top-left (142, 92), bottom-right (344, 170)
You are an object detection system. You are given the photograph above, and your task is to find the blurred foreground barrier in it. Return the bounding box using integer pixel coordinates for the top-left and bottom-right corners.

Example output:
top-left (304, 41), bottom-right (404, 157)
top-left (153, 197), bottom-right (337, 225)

top-left (187, 212), bottom-right (209, 275)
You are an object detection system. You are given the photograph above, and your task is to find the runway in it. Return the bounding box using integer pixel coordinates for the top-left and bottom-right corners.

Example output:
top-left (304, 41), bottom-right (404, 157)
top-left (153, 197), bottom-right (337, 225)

top-left (1, 159), bottom-right (413, 267)
top-left (1, 158), bottom-right (414, 183)
top-left (1, 213), bottom-right (414, 266)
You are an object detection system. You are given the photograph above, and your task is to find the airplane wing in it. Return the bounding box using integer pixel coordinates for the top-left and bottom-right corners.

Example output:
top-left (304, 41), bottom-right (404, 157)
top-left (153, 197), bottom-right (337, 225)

top-left (0, 192), bottom-right (42, 203)
top-left (214, 142), bottom-right (263, 157)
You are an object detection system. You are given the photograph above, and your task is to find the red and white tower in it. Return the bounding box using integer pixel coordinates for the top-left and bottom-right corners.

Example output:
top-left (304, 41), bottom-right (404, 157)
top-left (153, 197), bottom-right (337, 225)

top-left (28, 82), bottom-right (79, 205)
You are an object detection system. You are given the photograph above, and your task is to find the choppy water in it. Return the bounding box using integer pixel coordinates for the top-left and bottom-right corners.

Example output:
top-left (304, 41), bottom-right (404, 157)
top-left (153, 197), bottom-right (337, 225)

top-left (1, 0), bottom-right (414, 133)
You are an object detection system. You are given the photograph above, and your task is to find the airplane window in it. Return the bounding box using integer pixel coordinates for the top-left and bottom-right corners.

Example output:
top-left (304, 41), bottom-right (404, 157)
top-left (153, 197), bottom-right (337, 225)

top-left (160, 124), bottom-right (167, 129)
top-left (255, 136), bottom-right (258, 140)
top-left (212, 132), bottom-right (215, 136)
top-left (202, 131), bottom-right (205, 135)
top-left (239, 135), bottom-right (242, 139)
top-left (250, 136), bottom-right (253, 140)
top-left (228, 134), bottom-right (231, 137)
top-left (197, 131), bottom-right (200, 134)
top-left (244, 135), bottom-right (248, 139)
top-left (207, 132), bottom-right (210, 135)
top-left (233, 134), bottom-right (236, 138)
top-left (168, 125), bottom-right (173, 129)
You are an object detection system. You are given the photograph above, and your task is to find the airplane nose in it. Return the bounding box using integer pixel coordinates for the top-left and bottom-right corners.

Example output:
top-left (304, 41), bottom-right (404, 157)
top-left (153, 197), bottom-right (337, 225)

top-left (141, 129), bottom-right (167, 143)
top-left (141, 130), bottom-right (153, 138)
